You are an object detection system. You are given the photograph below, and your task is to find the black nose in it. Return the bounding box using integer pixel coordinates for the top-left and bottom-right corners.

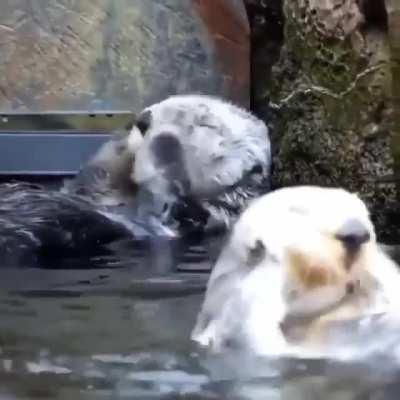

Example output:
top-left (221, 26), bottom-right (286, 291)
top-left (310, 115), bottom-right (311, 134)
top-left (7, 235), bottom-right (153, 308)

top-left (335, 219), bottom-right (370, 251)
top-left (151, 133), bottom-right (182, 165)
top-left (151, 133), bottom-right (190, 197)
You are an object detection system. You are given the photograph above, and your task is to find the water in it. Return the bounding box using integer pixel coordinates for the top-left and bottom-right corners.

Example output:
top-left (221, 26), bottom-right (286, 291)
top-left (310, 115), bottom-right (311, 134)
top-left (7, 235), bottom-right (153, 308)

top-left (1, 237), bottom-right (400, 399)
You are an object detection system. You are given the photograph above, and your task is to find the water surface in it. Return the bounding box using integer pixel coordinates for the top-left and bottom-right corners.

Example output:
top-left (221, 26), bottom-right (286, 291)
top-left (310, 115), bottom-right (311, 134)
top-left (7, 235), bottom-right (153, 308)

top-left (1, 237), bottom-right (400, 399)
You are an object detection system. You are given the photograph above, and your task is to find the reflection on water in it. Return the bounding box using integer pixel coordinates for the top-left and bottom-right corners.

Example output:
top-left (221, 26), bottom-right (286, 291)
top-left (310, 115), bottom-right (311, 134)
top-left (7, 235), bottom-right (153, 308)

top-left (1, 237), bottom-right (400, 399)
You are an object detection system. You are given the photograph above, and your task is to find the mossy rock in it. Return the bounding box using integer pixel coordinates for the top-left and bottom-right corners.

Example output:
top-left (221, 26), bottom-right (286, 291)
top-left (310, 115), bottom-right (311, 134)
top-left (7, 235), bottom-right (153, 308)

top-left (259, 0), bottom-right (397, 240)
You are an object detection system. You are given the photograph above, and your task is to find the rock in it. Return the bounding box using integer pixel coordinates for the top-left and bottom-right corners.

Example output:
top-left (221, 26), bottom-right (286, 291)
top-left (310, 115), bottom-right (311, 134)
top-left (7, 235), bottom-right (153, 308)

top-left (0, 0), bottom-right (250, 113)
top-left (250, 0), bottom-right (398, 241)
top-left (387, 1), bottom-right (400, 190)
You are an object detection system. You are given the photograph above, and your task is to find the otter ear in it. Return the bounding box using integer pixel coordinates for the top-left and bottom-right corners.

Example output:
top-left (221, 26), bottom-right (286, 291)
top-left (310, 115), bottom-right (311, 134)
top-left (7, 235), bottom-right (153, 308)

top-left (246, 239), bottom-right (266, 267)
top-left (135, 110), bottom-right (152, 136)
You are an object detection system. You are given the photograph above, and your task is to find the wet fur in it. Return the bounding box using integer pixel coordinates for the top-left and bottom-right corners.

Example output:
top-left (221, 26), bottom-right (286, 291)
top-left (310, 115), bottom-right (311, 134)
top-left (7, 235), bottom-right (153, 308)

top-left (133, 95), bottom-right (271, 234)
top-left (0, 95), bottom-right (271, 263)
top-left (191, 186), bottom-right (400, 358)
top-left (0, 182), bottom-right (132, 267)
top-left (0, 129), bottom-right (143, 266)
top-left (62, 131), bottom-right (141, 207)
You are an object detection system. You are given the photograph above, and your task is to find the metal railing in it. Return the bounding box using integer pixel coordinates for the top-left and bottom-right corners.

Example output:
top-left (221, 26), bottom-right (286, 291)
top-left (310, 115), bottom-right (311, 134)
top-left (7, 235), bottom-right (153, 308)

top-left (0, 112), bottom-right (135, 177)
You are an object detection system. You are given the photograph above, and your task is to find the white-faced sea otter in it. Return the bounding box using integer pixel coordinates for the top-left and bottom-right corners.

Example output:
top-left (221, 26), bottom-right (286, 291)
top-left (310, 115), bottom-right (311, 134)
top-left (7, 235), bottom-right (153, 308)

top-left (133, 94), bottom-right (271, 236)
top-left (0, 95), bottom-right (271, 265)
top-left (64, 94), bottom-right (272, 238)
top-left (191, 186), bottom-right (400, 359)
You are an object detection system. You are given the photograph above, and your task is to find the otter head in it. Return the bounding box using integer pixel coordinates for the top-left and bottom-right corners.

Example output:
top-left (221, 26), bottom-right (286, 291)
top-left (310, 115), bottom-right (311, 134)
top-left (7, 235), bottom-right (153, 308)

top-left (130, 95), bottom-right (270, 236)
top-left (192, 186), bottom-right (377, 352)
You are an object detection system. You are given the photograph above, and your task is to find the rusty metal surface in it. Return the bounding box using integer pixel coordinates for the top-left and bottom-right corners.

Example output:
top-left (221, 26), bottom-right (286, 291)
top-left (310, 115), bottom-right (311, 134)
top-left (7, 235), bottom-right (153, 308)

top-left (0, 0), bottom-right (249, 114)
top-left (193, 0), bottom-right (250, 105)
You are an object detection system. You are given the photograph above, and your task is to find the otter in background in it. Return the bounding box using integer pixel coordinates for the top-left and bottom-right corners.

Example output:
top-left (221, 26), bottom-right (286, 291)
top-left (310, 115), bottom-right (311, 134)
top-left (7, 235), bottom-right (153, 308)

top-left (63, 94), bottom-right (272, 239)
top-left (191, 186), bottom-right (400, 359)
top-left (132, 95), bottom-right (271, 236)
top-left (0, 94), bottom-right (272, 265)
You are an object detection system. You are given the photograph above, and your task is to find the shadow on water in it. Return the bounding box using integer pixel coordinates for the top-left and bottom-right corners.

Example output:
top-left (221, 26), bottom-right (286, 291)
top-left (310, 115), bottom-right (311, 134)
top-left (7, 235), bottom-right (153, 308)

top-left (1, 235), bottom-right (400, 399)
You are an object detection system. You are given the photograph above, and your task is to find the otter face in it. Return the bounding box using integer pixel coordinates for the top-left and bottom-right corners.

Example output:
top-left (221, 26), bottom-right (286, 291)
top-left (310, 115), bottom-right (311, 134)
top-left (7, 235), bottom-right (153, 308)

top-left (280, 219), bottom-right (372, 318)
top-left (192, 186), bottom-right (378, 352)
top-left (130, 95), bottom-right (271, 233)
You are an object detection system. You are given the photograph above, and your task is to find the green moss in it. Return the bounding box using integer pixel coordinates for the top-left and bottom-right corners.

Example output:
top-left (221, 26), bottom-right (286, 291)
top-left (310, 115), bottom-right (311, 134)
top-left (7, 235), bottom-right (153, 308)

top-left (264, 1), bottom-right (396, 239)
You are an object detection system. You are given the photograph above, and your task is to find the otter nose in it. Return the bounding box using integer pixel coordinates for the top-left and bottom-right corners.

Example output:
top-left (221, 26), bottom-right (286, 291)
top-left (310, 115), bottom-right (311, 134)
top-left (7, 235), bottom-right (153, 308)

top-left (151, 133), bottom-right (182, 166)
top-left (335, 219), bottom-right (370, 251)
top-left (150, 133), bottom-right (190, 197)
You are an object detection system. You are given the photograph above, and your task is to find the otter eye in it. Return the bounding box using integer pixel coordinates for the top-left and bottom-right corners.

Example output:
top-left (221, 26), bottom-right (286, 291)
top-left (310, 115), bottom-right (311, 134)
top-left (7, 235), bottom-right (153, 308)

top-left (136, 110), bottom-right (152, 136)
top-left (250, 164), bottom-right (263, 175)
top-left (198, 123), bottom-right (218, 129)
top-left (346, 282), bottom-right (355, 294)
top-left (246, 239), bottom-right (266, 267)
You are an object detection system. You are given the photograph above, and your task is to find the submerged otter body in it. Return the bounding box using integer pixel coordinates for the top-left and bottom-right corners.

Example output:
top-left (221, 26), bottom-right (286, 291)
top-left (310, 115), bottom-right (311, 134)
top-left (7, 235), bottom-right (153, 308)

top-left (0, 129), bottom-right (146, 266)
top-left (191, 186), bottom-right (400, 359)
top-left (0, 182), bottom-right (134, 267)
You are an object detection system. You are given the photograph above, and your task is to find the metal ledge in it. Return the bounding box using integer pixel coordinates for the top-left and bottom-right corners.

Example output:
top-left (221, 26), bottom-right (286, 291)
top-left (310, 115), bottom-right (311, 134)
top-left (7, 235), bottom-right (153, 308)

top-left (0, 132), bottom-right (112, 176)
top-left (0, 112), bottom-right (136, 176)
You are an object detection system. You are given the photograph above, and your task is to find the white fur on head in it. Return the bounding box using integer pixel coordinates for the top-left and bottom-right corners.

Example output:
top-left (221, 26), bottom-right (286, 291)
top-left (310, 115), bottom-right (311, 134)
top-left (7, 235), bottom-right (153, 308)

top-left (132, 95), bottom-right (271, 199)
top-left (191, 185), bottom-right (400, 358)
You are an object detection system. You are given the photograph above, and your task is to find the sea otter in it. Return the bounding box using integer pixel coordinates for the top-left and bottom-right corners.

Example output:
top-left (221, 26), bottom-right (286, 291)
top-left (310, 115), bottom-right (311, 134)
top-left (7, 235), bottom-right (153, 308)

top-left (191, 186), bottom-right (400, 359)
top-left (63, 94), bottom-right (271, 238)
top-left (43, 94), bottom-right (271, 239)
top-left (0, 94), bottom-right (271, 265)
top-left (132, 94), bottom-right (271, 236)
